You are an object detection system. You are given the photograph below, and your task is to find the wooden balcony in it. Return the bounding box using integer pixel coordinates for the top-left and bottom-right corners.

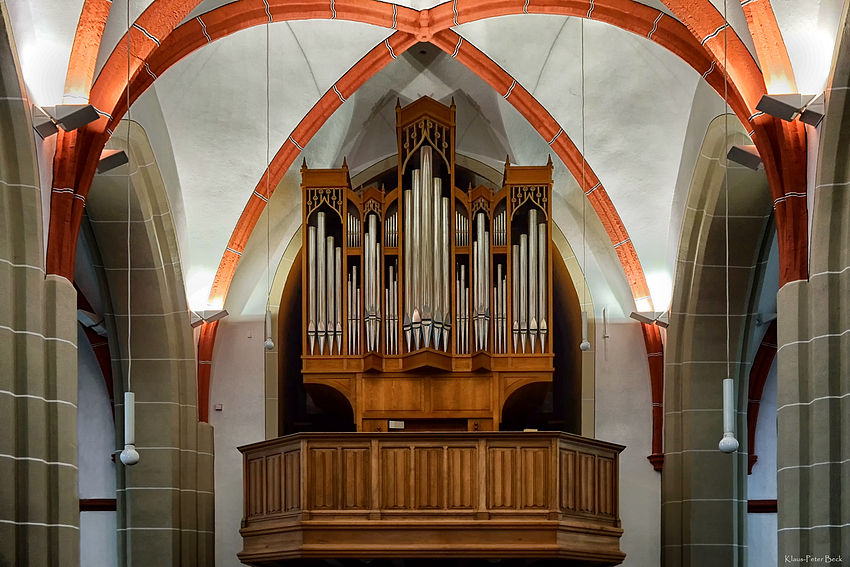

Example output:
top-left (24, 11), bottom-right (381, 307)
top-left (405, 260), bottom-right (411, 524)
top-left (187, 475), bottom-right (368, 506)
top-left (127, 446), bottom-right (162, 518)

top-left (239, 432), bottom-right (625, 566)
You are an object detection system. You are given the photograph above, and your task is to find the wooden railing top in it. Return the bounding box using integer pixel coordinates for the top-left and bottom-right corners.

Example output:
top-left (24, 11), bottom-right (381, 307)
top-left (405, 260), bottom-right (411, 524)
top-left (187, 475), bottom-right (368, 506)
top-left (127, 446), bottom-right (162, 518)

top-left (239, 430), bottom-right (625, 455)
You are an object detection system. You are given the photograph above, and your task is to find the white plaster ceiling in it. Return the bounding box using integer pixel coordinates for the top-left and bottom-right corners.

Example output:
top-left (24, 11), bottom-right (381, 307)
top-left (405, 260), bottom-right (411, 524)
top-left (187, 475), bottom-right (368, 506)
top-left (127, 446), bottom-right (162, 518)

top-left (4, 0), bottom-right (842, 320)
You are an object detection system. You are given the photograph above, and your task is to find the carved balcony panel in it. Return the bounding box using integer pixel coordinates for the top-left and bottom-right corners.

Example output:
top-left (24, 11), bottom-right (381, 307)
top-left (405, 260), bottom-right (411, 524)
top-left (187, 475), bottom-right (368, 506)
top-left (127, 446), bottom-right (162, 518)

top-left (239, 432), bottom-right (625, 566)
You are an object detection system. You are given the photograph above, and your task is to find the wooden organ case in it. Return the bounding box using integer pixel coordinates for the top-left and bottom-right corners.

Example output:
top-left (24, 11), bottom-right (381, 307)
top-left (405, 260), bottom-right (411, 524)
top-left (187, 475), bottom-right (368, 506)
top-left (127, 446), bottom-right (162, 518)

top-left (300, 97), bottom-right (557, 433)
top-left (239, 98), bottom-right (625, 566)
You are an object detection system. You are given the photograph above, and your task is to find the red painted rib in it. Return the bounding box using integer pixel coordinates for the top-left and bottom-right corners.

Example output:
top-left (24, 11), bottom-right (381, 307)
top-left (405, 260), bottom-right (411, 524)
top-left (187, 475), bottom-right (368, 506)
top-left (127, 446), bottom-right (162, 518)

top-left (747, 319), bottom-right (777, 475)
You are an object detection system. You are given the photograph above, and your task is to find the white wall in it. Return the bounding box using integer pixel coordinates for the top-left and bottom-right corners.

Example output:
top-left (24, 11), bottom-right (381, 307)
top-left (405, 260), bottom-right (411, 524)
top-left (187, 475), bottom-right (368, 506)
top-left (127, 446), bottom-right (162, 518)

top-left (595, 319), bottom-right (661, 567)
top-left (209, 319), bottom-right (266, 567)
top-left (748, 357), bottom-right (778, 567)
top-left (77, 326), bottom-right (117, 567)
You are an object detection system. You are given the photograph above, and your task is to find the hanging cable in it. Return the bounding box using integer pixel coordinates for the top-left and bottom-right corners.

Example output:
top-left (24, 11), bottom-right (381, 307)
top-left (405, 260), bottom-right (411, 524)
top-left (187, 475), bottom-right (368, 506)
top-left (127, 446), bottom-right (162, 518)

top-left (719, 0), bottom-right (738, 454)
top-left (121, 0), bottom-right (139, 467)
top-left (579, 18), bottom-right (591, 352)
top-left (264, 20), bottom-right (275, 351)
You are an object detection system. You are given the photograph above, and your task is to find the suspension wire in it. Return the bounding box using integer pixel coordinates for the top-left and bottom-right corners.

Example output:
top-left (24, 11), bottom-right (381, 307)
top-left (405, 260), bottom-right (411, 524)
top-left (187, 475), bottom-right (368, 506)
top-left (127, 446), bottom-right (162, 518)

top-left (581, 17), bottom-right (586, 308)
top-left (266, 22), bottom-right (271, 300)
top-left (724, 0), bottom-right (730, 380)
top-left (126, 0), bottom-right (132, 391)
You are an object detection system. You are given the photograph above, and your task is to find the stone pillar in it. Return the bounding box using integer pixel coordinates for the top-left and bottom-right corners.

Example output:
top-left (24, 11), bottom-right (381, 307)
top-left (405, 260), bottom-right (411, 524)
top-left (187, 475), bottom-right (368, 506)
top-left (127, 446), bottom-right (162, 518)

top-left (663, 115), bottom-right (773, 566)
top-left (84, 121), bottom-right (214, 566)
top-left (776, 4), bottom-right (850, 560)
top-left (0, 5), bottom-right (80, 566)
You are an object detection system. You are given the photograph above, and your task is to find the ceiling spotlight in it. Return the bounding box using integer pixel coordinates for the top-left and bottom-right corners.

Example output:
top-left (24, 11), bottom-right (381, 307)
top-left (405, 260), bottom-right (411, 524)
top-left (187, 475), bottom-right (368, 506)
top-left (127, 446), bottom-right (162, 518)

top-left (629, 311), bottom-right (657, 325)
top-left (800, 93), bottom-right (825, 127)
top-left (756, 93), bottom-right (811, 122)
top-left (32, 105), bottom-right (58, 138)
top-left (201, 309), bottom-right (229, 324)
top-left (189, 311), bottom-right (204, 328)
top-left (97, 149), bottom-right (129, 174)
top-left (52, 104), bottom-right (100, 131)
top-left (756, 312), bottom-right (777, 326)
top-left (727, 145), bottom-right (762, 170)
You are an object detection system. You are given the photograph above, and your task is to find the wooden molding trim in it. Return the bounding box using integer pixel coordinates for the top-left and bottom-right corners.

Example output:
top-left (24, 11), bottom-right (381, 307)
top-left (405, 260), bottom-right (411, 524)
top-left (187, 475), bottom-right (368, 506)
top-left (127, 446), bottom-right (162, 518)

top-left (79, 498), bottom-right (117, 512)
top-left (747, 499), bottom-right (777, 513)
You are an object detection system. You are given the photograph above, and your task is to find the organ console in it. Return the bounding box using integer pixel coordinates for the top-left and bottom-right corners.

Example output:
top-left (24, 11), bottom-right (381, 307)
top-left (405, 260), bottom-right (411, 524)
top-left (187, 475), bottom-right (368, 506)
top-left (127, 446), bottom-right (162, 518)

top-left (299, 97), bottom-right (556, 432)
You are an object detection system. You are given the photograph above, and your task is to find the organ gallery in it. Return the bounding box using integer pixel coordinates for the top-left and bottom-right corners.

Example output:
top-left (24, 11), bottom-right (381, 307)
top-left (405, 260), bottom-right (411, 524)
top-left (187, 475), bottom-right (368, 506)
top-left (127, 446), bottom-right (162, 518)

top-left (239, 97), bottom-right (625, 565)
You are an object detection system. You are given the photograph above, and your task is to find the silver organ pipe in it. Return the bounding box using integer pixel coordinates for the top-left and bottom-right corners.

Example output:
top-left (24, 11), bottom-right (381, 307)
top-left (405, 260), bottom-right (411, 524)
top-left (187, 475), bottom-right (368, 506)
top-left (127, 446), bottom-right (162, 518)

top-left (538, 223), bottom-right (548, 353)
top-left (353, 265), bottom-right (360, 353)
top-left (420, 146), bottom-right (433, 347)
top-left (528, 208), bottom-right (538, 353)
top-left (512, 245), bottom-right (519, 354)
top-left (432, 178), bottom-right (443, 349)
top-left (308, 225), bottom-right (317, 355)
top-left (335, 247), bottom-right (342, 354)
top-left (316, 212), bottom-right (326, 354)
top-left (411, 170), bottom-right (421, 350)
top-left (519, 234), bottom-right (528, 353)
top-left (347, 271), bottom-right (353, 355)
top-left (508, 209), bottom-right (548, 355)
top-left (403, 191), bottom-right (412, 352)
top-left (441, 198), bottom-right (451, 352)
top-left (365, 213), bottom-right (381, 352)
top-left (473, 212), bottom-right (490, 351)
top-left (326, 236), bottom-right (335, 355)
top-left (385, 210), bottom-right (398, 248)
top-left (472, 241), bottom-right (479, 350)
top-left (385, 264), bottom-right (399, 354)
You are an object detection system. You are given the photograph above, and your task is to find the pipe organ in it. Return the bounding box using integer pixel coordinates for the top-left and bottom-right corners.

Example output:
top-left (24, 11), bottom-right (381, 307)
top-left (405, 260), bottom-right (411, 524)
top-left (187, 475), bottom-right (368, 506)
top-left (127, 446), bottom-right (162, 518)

top-left (300, 97), bottom-right (555, 432)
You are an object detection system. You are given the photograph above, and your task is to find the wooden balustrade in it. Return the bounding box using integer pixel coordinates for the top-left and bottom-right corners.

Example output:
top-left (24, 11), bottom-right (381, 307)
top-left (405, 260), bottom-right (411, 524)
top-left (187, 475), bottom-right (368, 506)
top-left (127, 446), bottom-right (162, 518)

top-left (239, 432), bottom-right (625, 566)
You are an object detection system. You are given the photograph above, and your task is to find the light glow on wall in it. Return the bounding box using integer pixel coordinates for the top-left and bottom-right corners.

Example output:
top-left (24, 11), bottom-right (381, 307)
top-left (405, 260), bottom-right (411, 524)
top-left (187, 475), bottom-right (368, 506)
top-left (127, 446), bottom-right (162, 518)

top-left (17, 40), bottom-right (69, 107)
top-left (187, 270), bottom-right (215, 312)
top-left (645, 270), bottom-right (673, 313)
top-left (784, 29), bottom-right (835, 95)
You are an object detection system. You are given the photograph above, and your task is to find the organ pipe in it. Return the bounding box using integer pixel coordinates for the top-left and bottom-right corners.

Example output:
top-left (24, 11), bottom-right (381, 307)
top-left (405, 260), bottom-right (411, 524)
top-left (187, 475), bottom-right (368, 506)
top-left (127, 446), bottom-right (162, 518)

top-left (317, 212), bottom-right (326, 354)
top-left (308, 225), bottom-right (316, 355)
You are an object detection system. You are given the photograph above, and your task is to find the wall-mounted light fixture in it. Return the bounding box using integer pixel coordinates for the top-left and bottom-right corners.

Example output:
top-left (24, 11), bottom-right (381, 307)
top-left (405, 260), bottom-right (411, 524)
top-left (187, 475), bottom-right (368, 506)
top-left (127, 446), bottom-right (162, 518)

top-left (756, 93), bottom-right (824, 125)
top-left (629, 311), bottom-right (668, 328)
top-left (189, 309), bottom-right (229, 327)
top-left (727, 145), bottom-right (762, 170)
top-left (97, 149), bottom-right (129, 174)
top-left (32, 103), bottom-right (101, 138)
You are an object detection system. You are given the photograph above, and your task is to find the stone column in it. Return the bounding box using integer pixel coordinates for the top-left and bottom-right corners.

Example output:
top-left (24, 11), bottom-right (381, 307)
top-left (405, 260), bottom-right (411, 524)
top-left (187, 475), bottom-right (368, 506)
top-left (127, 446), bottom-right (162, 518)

top-left (85, 121), bottom-right (214, 566)
top-left (0, 5), bottom-right (79, 566)
top-left (776, 4), bottom-right (850, 560)
top-left (663, 115), bottom-right (773, 566)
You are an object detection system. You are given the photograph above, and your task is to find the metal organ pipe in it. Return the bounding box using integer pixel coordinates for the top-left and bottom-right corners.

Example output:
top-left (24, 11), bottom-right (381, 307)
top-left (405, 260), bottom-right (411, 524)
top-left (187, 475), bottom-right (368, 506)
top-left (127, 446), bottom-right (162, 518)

top-left (538, 222), bottom-right (548, 353)
top-left (316, 212), bottom-right (326, 354)
top-left (421, 146), bottom-right (433, 347)
top-left (441, 198), bottom-right (451, 352)
top-left (335, 247), bottom-right (342, 354)
top-left (528, 208), bottom-right (538, 353)
top-left (403, 190), bottom-right (412, 352)
top-left (512, 245), bottom-right (519, 353)
top-left (308, 225), bottom-right (317, 355)
top-left (433, 178), bottom-right (443, 349)
top-left (411, 171), bottom-right (421, 350)
top-left (326, 236), bottom-right (335, 355)
top-left (519, 234), bottom-right (528, 353)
